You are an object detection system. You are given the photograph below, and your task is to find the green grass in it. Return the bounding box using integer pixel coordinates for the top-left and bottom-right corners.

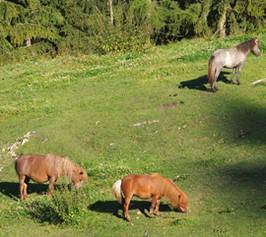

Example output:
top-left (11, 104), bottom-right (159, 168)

top-left (0, 34), bottom-right (266, 237)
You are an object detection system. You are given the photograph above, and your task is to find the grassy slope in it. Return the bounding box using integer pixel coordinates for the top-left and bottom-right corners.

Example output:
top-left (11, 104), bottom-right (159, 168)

top-left (0, 35), bottom-right (266, 237)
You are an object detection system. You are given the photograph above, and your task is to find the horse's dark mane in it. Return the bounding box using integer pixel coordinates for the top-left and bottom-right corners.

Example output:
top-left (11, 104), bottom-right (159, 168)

top-left (236, 39), bottom-right (256, 53)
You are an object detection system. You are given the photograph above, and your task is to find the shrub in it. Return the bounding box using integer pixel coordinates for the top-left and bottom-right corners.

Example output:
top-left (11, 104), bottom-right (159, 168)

top-left (88, 4), bottom-right (151, 55)
top-left (26, 186), bottom-right (87, 225)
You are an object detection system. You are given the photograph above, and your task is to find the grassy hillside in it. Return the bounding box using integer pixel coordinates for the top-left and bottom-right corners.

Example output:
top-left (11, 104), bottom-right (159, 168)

top-left (0, 34), bottom-right (266, 237)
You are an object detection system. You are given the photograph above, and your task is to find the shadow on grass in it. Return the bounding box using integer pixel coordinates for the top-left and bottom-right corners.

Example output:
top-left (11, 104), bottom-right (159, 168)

top-left (209, 100), bottom-right (266, 211)
top-left (0, 182), bottom-right (47, 200)
top-left (178, 71), bottom-right (231, 91)
top-left (89, 200), bottom-right (173, 219)
top-left (26, 199), bottom-right (62, 224)
top-left (221, 164), bottom-right (266, 191)
top-left (215, 99), bottom-right (266, 143)
top-left (217, 163), bottom-right (266, 211)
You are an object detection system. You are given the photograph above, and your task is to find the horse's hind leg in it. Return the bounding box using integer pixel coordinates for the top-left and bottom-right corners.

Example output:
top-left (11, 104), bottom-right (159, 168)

top-left (19, 175), bottom-right (26, 200)
top-left (123, 195), bottom-right (132, 222)
top-left (23, 176), bottom-right (30, 199)
top-left (212, 67), bottom-right (222, 92)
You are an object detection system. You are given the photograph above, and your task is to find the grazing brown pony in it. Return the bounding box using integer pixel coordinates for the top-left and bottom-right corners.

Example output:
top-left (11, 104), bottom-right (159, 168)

top-left (208, 38), bottom-right (260, 92)
top-left (112, 173), bottom-right (188, 222)
top-left (15, 154), bottom-right (88, 200)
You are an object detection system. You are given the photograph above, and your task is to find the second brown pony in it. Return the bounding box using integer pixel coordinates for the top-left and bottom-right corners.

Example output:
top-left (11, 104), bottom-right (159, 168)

top-left (112, 173), bottom-right (188, 221)
top-left (15, 154), bottom-right (88, 200)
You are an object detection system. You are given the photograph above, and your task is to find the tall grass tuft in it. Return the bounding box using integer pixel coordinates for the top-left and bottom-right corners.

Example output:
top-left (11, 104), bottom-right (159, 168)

top-left (26, 186), bottom-right (87, 225)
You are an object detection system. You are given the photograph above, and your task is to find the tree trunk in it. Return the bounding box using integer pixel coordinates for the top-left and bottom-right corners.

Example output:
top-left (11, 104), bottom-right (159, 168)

top-left (195, 0), bottom-right (211, 36)
top-left (25, 38), bottom-right (31, 47)
top-left (107, 0), bottom-right (114, 26)
top-left (217, 4), bottom-right (227, 38)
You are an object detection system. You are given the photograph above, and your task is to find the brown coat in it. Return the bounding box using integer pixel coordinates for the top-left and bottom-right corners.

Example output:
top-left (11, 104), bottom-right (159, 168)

top-left (15, 154), bottom-right (88, 199)
top-left (112, 173), bottom-right (188, 221)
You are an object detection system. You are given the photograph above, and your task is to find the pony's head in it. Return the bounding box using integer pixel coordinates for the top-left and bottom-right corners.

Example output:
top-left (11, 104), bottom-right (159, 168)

top-left (70, 166), bottom-right (88, 189)
top-left (251, 38), bottom-right (260, 57)
top-left (178, 192), bottom-right (188, 213)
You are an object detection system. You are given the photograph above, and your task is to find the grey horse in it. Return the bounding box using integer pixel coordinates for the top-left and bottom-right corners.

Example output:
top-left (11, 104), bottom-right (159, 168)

top-left (208, 38), bottom-right (261, 92)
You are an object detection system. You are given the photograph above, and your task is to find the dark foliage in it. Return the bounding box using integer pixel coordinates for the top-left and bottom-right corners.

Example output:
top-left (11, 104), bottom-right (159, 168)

top-left (0, 0), bottom-right (265, 62)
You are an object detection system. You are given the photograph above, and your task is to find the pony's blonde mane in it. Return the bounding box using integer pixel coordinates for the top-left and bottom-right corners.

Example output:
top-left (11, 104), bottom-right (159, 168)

top-left (54, 156), bottom-right (76, 182)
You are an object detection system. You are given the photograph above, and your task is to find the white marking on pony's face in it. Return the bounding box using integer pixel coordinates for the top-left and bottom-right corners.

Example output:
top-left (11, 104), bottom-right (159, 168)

top-left (74, 181), bottom-right (83, 189)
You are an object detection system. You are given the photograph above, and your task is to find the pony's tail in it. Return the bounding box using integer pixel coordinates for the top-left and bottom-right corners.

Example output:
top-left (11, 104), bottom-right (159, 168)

top-left (112, 179), bottom-right (123, 204)
top-left (208, 56), bottom-right (216, 85)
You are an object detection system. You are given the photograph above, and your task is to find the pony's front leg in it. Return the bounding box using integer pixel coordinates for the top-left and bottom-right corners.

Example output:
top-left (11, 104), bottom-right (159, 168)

top-left (48, 177), bottom-right (56, 195)
top-left (153, 199), bottom-right (161, 216)
top-left (149, 197), bottom-right (157, 216)
top-left (123, 196), bottom-right (132, 222)
top-left (149, 196), bottom-right (160, 216)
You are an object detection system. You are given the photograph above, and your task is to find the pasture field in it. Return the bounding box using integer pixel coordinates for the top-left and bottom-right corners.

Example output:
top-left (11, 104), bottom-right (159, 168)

top-left (0, 35), bottom-right (266, 237)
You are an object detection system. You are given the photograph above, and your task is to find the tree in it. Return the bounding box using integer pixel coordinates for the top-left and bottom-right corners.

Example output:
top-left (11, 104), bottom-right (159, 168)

top-left (107, 0), bottom-right (114, 26)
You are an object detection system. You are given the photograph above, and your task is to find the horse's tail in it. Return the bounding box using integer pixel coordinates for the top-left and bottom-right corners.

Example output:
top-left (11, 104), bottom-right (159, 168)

top-left (112, 179), bottom-right (123, 204)
top-left (208, 56), bottom-right (216, 85)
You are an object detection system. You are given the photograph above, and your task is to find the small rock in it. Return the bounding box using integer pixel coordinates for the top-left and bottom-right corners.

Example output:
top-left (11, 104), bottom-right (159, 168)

top-left (132, 120), bottom-right (159, 127)
top-left (160, 102), bottom-right (177, 110)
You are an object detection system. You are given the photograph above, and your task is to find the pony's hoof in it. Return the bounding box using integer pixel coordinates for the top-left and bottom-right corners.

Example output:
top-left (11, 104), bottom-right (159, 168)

top-left (153, 212), bottom-right (160, 216)
top-left (148, 212), bottom-right (155, 218)
top-left (125, 217), bottom-right (131, 222)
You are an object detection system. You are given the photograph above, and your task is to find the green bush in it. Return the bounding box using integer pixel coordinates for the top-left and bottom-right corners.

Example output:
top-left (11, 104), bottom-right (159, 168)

top-left (0, 41), bottom-right (56, 65)
top-left (26, 186), bottom-right (87, 225)
top-left (88, 4), bottom-right (151, 55)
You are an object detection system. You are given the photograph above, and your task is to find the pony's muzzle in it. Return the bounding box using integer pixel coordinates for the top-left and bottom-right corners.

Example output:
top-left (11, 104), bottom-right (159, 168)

top-left (73, 181), bottom-right (84, 189)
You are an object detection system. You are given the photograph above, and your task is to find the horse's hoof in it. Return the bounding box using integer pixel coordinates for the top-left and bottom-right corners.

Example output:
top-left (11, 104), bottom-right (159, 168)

top-left (211, 85), bottom-right (218, 92)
